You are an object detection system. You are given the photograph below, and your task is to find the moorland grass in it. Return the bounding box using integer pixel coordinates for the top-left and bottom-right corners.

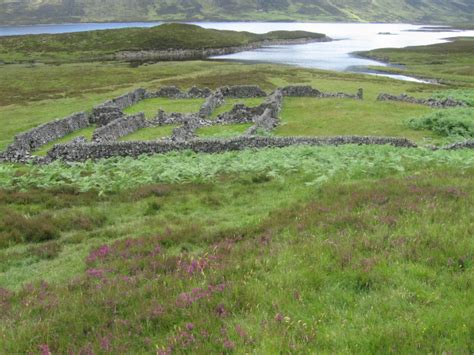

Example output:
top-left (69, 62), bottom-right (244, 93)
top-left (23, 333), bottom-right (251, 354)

top-left (275, 97), bottom-right (440, 143)
top-left (0, 161), bottom-right (472, 353)
top-left (359, 37), bottom-right (474, 86)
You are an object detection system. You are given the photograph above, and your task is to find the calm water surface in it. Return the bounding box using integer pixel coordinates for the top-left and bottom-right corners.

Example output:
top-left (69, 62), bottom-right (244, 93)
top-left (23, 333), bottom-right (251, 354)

top-left (1, 22), bottom-right (473, 82)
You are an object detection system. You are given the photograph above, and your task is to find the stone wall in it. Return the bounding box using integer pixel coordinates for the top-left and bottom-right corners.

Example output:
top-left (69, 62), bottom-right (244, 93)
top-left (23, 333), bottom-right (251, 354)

top-left (146, 86), bottom-right (212, 99)
top-left (281, 85), bottom-right (363, 100)
top-left (377, 93), bottom-right (466, 108)
top-left (219, 85), bottom-right (267, 98)
top-left (109, 88), bottom-right (147, 110)
top-left (215, 104), bottom-right (264, 124)
top-left (246, 108), bottom-right (280, 136)
top-left (215, 89), bottom-right (283, 125)
top-left (441, 140), bottom-right (474, 150)
top-left (281, 85), bottom-right (322, 97)
top-left (90, 88), bottom-right (146, 126)
top-left (3, 112), bottom-right (90, 160)
top-left (113, 37), bottom-right (330, 62)
top-left (90, 105), bottom-right (125, 127)
top-left (47, 136), bottom-right (417, 162)
top-left (199, 90), bottom-right (225, 118)
top-left (92, 113), bottom-right (147, 143)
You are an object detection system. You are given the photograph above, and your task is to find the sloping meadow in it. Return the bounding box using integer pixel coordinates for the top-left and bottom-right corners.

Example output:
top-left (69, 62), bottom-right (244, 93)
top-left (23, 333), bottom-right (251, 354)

top-left (0, 145), bottom-right (473, 353)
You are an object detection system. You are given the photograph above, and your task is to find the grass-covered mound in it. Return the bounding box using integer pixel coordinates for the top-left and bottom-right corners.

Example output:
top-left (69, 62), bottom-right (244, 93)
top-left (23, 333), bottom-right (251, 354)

top-left (0, 23), bottom-right (327, 63)
top-left (0, 145), bottom-right (473, 353)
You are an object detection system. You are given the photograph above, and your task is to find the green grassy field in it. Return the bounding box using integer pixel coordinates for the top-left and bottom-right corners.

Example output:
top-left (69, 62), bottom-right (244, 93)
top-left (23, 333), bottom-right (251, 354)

top-left (276, 97), bottom-right (440, 143)
top-left (1, 38), bottom-right (473, 353)
top-left (359, 37), bottom-right (474, 86)
top-left (196, 123), bottom-right (254, 138)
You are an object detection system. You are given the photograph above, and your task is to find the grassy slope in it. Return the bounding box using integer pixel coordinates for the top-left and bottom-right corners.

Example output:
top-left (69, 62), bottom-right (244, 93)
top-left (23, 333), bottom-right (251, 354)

top-left (358, 37), bottom-right (474, 86)
top-left (0, 23), bottom-right (326, 63)
top-left (0, 148), bottom-right (473, 352)
top-left (0, 34), bottom-right (474, 353)
top-left (0, 0), bottom-right (473, 25)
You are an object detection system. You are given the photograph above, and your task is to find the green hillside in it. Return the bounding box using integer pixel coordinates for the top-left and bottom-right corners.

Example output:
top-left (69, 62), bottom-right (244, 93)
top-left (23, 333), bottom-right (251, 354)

top-left (0, 0), bottom-right (473, 25)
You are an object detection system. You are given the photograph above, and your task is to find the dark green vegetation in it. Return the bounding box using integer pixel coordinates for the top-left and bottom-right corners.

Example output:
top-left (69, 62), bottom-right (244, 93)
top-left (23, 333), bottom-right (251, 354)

top-left (1, 37), bottom-right (473, 353)
top-left (406, 108), bottom-right (474, 139)
top-left (360, 37), bottom-right (474, 86)
top-left (1, 148), bottom-right (473, 352)
top-left (0, 23), bottom-right (326, 63)
top-left (0, 0), bottom-right (473, 25)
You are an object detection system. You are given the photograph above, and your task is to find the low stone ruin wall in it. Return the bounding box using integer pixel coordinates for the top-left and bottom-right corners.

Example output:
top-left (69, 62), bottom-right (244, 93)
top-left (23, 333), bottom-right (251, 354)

top-left (47, 136), bottom-right (417, 162)
top-left (245, 108), bottom-right (280, 136)
top-left (90, 88), bottom-right (146, 126)
top-left (215, 89), bottom-right (283, 125)
top-left (377, 93), bottom-right (466, 108)
top-left (113, 37), bottom-right (330, 62)
top-left (92, 113), bottom-right (147, 143)
top-left (3, 112), bottom-right (90, 160)
top-left (441, 140), bottom-right (474, 150)
top-left (154, 111), bottom-right (192, 126)
top-left (90, 105), bottom-right (125, 127)
top-left (199, 91), bottom-right (225, 118)
top-left (219, 85), bottom-right (268, 98)
top-left (108, 88), bottom-right (147, 110)
top-left (147, 86), bottom-right (212, 99)
top-left (215, 104), bottom-right (264, 124)
top-left (281, 86), bottom-right (363, 100)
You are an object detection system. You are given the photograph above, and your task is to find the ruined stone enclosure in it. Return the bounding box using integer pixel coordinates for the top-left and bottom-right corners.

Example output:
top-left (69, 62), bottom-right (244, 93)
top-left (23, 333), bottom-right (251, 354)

top-left (0, 85), bottom-right (469, 164)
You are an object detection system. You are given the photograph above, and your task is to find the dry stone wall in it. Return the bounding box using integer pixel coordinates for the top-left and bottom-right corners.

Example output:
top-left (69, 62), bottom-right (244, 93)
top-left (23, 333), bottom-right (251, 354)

top-left (219, 85), bottom-right (267, 98)
top-left (3, 112), bottom-right (90, 161)
top-left (281, 85), bottom-right (363, 100)
top-left (47, 136), bottom-right (418, 162)
top-left (146, 86), bottom-right (212, 99)
top-left (90, 105), bottom-right (125, 127)
top-left (92, 113), bottom-right (147, 143)
top-left (377, 93), bottom-right (466, 108)
top-left (199, 90), bottom-right (225, 118)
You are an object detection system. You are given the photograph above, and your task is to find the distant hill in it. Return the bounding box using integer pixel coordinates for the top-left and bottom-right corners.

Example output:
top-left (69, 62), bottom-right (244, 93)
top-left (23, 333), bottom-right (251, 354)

top-left (0, 0), bottom-right (473, 25)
